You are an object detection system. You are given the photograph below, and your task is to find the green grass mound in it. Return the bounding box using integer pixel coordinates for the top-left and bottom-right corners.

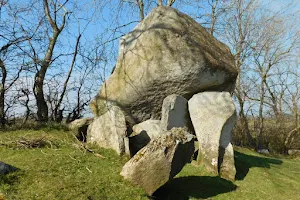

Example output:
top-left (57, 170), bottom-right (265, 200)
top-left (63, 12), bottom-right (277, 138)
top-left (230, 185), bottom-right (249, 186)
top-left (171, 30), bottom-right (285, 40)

top-left (1, 129), bottom-right (300, 200)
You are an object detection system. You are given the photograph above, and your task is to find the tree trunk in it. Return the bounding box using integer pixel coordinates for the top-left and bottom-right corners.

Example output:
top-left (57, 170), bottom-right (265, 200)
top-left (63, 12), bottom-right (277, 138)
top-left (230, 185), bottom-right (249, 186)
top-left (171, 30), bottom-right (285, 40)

top-left (257, 78), bottom-right (265, 150)
top-left (33, 0), bottom-right (68, 122)
top-left (292, 95), bottom-right (298, 127)
top-left (137, 0), bottom-right (144, 21)
top-left (233, 2), bottom-right (255, 146)
top-left (234, 38), bottom-right (254, 146)
top-left (34, 33), bottom-right (59, 122)
top-left (239, 102), bottom-right (255, 146)
top-left (0, 59), bottom-right (6, 127)
top-left (34, 69), bottom-right (48, 122)
top-left (284, 126), bottom-right (300, 154)
top-left (158, 0), bottom-right (162, 6)
top-left (167, 0), bottom-right (175, 6)
top-left (22, 92), bottom-right (30, 125)
top-left (264, 79), bottom-right (279, 118)
top-left (209, 0), bottom-right (218, 36)
top-left (54, 34), bottom-right (81, 121)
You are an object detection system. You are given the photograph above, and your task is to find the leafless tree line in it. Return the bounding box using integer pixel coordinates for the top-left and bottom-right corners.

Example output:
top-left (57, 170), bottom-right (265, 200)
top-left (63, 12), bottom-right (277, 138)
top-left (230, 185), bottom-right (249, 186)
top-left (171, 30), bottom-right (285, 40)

top-left (194, 0), bottom-right (300, 151)
top-left (1, 0), bottom-right (300, 153)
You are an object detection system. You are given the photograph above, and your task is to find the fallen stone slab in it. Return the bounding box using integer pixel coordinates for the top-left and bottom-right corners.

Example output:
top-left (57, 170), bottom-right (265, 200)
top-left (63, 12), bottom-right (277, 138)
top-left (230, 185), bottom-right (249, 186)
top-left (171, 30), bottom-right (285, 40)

top-left (120, 128), bottom-right (195, 195)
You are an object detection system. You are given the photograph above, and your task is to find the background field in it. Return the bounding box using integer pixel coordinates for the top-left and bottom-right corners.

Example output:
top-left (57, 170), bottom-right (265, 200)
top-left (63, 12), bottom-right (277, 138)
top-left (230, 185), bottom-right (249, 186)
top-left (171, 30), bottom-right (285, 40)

top-left (1, 128), bottom-right (300, 200)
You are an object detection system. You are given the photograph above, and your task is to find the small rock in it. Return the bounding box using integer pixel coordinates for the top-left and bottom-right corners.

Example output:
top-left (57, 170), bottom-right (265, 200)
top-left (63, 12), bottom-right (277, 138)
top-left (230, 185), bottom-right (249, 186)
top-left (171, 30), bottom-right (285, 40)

top-left (257, 149), bottom-right (270, 155)
top-left (288, 149), bottom-right (300, 156)
top-left (0, 162), bottom-right (18, 174)
top-left (68, 118), bottom-right (93, 142)
top-left (132, 120), bottom-right (162, 139)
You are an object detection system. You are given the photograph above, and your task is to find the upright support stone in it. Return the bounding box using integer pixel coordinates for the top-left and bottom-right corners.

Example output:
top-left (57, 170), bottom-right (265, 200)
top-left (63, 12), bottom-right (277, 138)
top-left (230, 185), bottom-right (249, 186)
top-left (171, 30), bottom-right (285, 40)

top-left (87, 106), bottom-right (127, 155)
top-left (219, 143), bottom-right (236, 181)
top-left (188, 91), bottom-right (237, 180)
top-left (160, 94), bottom-right (190, 132)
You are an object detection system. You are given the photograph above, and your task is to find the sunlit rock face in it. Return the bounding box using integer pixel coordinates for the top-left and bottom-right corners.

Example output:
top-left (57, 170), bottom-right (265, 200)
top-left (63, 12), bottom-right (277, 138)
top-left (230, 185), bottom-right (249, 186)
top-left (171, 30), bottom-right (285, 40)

top-left (188, 91), bottom-right (237, 181)
top-left (90, 6), bottom-right (237, 125)
top-left (120, 128), bottom-right (195, 195)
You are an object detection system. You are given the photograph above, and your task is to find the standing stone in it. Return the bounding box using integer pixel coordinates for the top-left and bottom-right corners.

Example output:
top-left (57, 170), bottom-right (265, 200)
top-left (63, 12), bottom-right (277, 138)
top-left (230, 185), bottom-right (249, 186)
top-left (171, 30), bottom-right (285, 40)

top-left (90, 6), bottom-right (237, 125)
top-left (68, 118), bottom-right (93, 142)
top-left (219, 143), bottom-right (236, 181)
top-left (120, 128), bottom-right (195, 195)
top-left (87, 106), bottom-right (127, 155)
top-left (160, 94), bottom-right (190, 132)
top-left (130, 120), bottom-right (163, 155)
top-left (188, 91), bottom-right (236, 180)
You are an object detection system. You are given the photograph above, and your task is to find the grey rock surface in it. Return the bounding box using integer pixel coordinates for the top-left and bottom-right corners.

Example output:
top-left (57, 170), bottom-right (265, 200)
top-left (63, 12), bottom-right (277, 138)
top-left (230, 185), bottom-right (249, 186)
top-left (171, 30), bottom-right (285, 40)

top-left (130, 120), bottom-right (163, 155)
top-left (160, 94), bottom-right (191, 132)
top-left (87, 106), bottom-right (127, 155)
top-left (90, 6), bottom-right (237, 125)
top-left (68, 118), bottom-right (93, 142)
top-left (120, 128), bottom-right (195, 195)
top-left (188, 91), bottom-right (236, 180)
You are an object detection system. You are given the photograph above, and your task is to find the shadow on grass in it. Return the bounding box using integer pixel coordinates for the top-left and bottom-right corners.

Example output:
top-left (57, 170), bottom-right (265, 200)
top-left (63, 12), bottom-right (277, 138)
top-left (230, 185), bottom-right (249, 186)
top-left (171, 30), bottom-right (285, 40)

top-left (0, 161), bottom-right (22, 188)
top-left (234, 151), bottom-right (283, 180)
top-left (151, 176), bottom-right (237, 200)
top-left (0, 172), bottom-right (20, 185)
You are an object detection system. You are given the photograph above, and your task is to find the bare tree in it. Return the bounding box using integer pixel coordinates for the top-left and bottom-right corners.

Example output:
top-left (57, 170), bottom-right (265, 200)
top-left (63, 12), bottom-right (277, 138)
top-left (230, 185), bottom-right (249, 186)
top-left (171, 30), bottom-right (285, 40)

top-left (0, 2), bottom-right (34, 127)
top-left (196, 0), bottom-right (232, 36)
top-left (52, 34), bottom-right (81, 122)
top-left (251, 11), bottom-right (299, 149)
top-left (33, 0), bottom-right (70, 122)
top-left (221, 0), bottom-right (261, 146)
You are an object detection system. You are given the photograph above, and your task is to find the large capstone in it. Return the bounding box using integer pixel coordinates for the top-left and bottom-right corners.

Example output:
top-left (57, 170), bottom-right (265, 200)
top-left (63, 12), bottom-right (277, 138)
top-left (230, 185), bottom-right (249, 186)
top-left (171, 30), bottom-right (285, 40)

top-left (188, 91), bottom-right (237, 181)
top-left (120, 128), bottom-right (195, 195)
top-left (90, 6), bottom-right (237, 125)
top-left (87, 106), bottom-right (128, 155)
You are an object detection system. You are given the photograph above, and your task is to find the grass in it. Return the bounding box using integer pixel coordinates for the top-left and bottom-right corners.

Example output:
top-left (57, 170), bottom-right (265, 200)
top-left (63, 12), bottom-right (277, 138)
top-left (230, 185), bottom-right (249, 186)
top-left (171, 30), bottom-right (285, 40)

top-left (1, 129), bottom-right (300, 200)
